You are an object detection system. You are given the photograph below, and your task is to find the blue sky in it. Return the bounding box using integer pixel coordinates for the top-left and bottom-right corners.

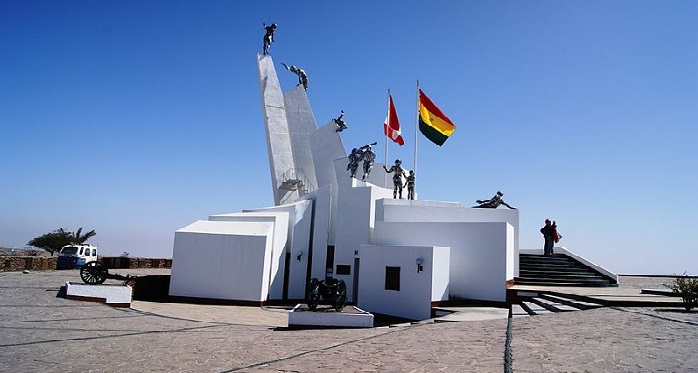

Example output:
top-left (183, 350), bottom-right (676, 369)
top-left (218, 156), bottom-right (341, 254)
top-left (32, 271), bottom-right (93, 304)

top-left (1, 1), bottom-right (696, 275)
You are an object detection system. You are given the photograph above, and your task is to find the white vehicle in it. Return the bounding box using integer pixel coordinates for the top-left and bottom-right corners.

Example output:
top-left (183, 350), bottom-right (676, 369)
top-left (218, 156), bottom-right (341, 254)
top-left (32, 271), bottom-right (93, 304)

top-left (57, 244), bottom-right (98, 269)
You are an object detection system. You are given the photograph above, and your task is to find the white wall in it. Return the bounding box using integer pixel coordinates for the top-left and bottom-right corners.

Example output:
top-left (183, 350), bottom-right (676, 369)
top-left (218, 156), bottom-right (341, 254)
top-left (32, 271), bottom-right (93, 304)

top-left (299, 185), bottom-right (332, 282)
top-left (244, 200), bottom-right (312, 299)
top-left (208, 212), bottom-right (289, 299)
top-left (284, 85), bottom-right (318, 195)
top-left (333, 178), bottom-right (393, 300)
top-left (309, 122), bottom-right (346, 245)
top-left (376, 199), bottom-right (520, 277)
top-left (374, 221), bottom-right (513, 302)
top-left (257, 54), bottom-right (294, 206)
top-left (169, 220), bottom-right (274, 302)
top-left (358, 245), bottom-right (450, 321)
top-left (309, 122), bottom-right (346, 191)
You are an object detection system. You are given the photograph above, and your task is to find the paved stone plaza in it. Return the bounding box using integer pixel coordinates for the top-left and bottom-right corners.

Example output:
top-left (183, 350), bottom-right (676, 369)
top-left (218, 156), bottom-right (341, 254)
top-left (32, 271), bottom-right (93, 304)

top-left (1, 269), bottom-right (696, 372)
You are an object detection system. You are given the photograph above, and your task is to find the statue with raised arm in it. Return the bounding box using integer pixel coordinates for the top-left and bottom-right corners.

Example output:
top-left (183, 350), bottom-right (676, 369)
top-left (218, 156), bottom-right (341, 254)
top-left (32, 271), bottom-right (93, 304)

top-left (404, 170), bottom-right (416, 200)
top-left (281, 63), bottom-right (308, 90)
top-left (347, 148), bottom-right (361, 178)
top-left (334, 110), bottom-right (347, 132)
top-left (262, 23), bottom-right (277, 55)
top-left (474, 191), bottom-right (516, 209)
top-left (359, 142), bottom-right (377, 181)
top-left (383, 159), bottom-right (406, 199)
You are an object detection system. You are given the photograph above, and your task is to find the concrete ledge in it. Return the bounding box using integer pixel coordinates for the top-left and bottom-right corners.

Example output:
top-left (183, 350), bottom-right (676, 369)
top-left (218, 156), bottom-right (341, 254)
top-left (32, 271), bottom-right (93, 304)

top-left (65, 282), bottom-right (132, 307)
top-left (288, 304), bottom-right (373, 328)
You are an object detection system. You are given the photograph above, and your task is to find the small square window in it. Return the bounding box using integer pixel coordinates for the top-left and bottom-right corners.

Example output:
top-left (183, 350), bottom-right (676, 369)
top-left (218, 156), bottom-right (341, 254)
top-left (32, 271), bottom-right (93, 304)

top-left (385, 266), bottom-right (400, 291)
top-left (336, 265), bottom-right (351, 275)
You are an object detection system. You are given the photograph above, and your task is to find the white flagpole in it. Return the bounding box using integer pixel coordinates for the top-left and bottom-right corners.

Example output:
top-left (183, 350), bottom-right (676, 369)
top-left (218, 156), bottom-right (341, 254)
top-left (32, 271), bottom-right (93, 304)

top-left (414, 80), bottom-right (420, 178)
top-left (384, 89), bottom-right (390, 188)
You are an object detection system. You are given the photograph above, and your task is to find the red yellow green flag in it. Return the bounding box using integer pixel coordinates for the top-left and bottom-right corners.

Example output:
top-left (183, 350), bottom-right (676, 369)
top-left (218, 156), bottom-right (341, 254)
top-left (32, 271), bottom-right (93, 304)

top-left (418, 89), bottom-right (456, 146)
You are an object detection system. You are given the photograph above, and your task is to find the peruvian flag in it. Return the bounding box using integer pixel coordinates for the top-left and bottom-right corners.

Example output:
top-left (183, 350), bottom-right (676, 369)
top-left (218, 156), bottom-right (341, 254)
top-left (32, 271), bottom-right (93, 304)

top-left (383, 93), bottom-right (404, 145)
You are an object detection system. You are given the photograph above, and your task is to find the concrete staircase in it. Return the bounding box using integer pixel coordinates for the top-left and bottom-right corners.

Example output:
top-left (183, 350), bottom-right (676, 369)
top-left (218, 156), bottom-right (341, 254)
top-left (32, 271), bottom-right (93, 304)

top-left (516, 254), bottom-right (613, 287)
top-left (513, 293), bottom-right (604, 317)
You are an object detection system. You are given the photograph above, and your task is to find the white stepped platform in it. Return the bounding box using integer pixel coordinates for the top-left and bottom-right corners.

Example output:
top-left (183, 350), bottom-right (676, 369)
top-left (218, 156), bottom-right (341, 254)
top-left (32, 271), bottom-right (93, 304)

top-left (288, 304), bottom-right (373, 328)
top-left (65, 282), bottom-right (132, 307)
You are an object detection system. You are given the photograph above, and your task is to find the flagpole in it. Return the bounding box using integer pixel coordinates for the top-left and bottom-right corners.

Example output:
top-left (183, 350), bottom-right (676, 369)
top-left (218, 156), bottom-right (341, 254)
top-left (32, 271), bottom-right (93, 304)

top-left (414, 80), bottom-right (420, 179)
top-left (384, 89), bottom-right (390, 188)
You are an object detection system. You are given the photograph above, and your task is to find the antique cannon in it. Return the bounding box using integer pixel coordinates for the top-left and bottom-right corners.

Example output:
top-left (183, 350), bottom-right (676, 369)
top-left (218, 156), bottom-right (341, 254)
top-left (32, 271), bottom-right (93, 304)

top-left (306, 277), bottom-right (347, 312)
top-left (80, 261), bottom-right (136, 285)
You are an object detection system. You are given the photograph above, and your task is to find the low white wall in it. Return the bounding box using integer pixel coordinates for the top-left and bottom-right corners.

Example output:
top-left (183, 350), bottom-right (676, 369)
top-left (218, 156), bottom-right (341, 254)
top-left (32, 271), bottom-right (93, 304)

top-left (376, 199), bottom-right (520, 277)
top-left (208, 212), bottom-right (290, 299)
top-left (244, 200), bottom-right (312, 299)
top-left (374, 221), bottom-right (513, 302)
top-left (358, 245), bottom-right (449, 321)
top-left (169, 220), bottom-right (273, 302)
top-left (66, 282), bottom-right (132, 306)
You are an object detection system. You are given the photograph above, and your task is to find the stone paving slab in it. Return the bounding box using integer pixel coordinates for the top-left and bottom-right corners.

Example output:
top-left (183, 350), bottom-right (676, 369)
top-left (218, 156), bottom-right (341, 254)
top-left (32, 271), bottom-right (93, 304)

top-left (1, 270), bottom-right (696, 372)
top-left (510, 307), bottom-right (698, 372)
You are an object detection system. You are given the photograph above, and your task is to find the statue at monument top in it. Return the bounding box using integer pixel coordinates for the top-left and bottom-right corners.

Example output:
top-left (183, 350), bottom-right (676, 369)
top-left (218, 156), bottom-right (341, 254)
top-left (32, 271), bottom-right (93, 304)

top-left (262, 23), bottom-right (277, 55)
top-left (334, 110), bottom-right (347, 132)
top-left (281, 63), bottom-right (308, 90)
top-left (474, 191), bottom-right (516, 209)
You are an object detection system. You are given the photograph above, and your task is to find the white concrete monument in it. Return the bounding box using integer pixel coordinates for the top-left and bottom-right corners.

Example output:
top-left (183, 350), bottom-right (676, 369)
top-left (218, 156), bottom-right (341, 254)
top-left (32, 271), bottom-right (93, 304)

top-left (169, 54), bottom-right (521, 321)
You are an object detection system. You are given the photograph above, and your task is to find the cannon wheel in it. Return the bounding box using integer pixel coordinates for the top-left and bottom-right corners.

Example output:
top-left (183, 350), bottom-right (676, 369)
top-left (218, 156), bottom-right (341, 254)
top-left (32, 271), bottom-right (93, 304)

top-left (306, 278), bottom-right (321, 310)
top-left (80, 261), bottom-right (107, 285)
top-left (333, 280), bottom-right (347, 312)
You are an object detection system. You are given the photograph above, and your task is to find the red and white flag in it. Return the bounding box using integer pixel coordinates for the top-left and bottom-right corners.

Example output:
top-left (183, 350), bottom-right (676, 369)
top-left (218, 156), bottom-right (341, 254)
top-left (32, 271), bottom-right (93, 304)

top-left (383, 93), bottom-right (404, 146)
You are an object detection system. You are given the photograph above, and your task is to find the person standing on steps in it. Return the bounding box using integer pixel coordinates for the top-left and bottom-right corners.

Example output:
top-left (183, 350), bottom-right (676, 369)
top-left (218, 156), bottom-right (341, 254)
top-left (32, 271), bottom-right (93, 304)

top-left (540, 219), bottom-right (559, 256)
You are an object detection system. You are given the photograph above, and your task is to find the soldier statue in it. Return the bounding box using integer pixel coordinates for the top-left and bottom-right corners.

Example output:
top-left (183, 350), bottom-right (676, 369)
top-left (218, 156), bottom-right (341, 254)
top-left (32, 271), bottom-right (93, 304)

top-left (262, 23), bottom-right (277, 55)
top-left (281, 63), bottom-right (308, 90)
top-left (404, 170), bottom-right (416, 200)
top-left (334, 110), bottom-right (347, 132)
top-left (346, 148), bottom-right (361, 178)
top-left (383, 159), bottom-right (406, 199)
top-left (474, 191), bottom-right (516, 209)
top-left (358, 142), bottom-right (377, 181)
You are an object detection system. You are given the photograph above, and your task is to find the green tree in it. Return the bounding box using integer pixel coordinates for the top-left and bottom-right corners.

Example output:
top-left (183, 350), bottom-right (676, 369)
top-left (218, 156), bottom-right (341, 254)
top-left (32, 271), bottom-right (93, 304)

top-left (27, 227), bottom-right (96, 256)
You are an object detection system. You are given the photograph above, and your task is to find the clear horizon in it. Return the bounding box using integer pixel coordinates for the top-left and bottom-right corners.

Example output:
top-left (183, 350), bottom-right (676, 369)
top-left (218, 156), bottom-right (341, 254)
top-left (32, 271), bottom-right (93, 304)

top-left (1, 1), bottom-right (696, 275)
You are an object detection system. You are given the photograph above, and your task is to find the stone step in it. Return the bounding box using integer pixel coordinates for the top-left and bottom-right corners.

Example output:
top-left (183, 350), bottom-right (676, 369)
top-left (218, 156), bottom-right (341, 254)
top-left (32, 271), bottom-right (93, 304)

top-left (515, 278), bottom-right (610, 287)
top-left (510, 304), bottom-right (530, 318)
top-left (520, 256), bottom-right (576, 264)
top-left (529, 297), bottom-right (580, 312)
top-left (520, 262), bottom-right (590, 270)
top-left (519, 270), bottom-right (602, 277)
top-left (517, 276), bottom-right (608, 284)
top-left (520, 301), bottom-right (553, 316)
top-left (539, 293), bottom-right (603, 310)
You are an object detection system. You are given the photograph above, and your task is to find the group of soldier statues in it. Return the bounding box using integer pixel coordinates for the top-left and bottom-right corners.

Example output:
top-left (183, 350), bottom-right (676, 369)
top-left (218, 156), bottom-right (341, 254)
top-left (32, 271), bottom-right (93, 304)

top-left (346, 143), bottom-right (377, 182)
top-left (383, 159), bottom-right (416, 200)
top-left (346, 149), bottom-right (416, 200)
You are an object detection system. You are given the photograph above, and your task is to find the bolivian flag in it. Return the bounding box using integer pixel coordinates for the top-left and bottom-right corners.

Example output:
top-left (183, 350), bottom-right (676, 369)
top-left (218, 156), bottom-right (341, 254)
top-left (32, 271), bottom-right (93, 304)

top-left (418, 89), bottom-right (456, 146)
